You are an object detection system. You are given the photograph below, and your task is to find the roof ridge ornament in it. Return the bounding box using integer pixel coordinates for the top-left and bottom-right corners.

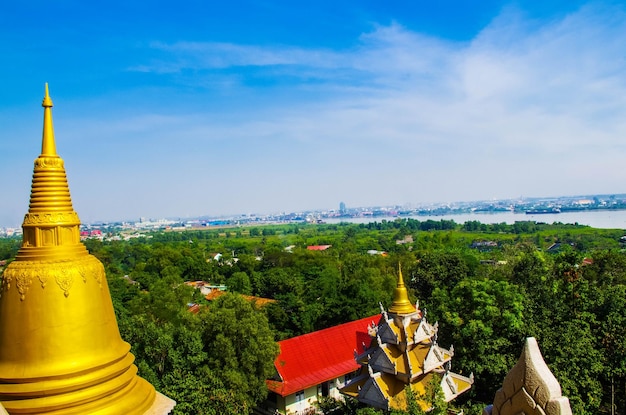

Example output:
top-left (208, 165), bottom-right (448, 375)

top-left (484, 337), bottom-right (572, 415)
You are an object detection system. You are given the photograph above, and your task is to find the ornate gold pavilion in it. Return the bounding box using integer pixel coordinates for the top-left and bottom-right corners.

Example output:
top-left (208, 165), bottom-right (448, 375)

top-left (341, 267), bottom-right (474, 412)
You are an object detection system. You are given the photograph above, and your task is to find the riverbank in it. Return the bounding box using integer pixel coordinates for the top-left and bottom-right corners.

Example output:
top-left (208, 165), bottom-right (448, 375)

top-left (325, 209), bottom-right (626, 230)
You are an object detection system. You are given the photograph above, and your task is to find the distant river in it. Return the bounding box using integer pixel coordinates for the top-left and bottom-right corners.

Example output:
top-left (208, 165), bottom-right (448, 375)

top-left (325, 210), bottom-right (626, 230)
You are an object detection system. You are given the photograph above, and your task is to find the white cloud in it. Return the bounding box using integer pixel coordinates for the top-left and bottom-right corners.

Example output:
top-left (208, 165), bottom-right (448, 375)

top-left (8, 4), bottom-right (626, 225)
top-left (126, 6), bottom-right (626, 177)
top-left (137, 40), bottom-right (345, 71)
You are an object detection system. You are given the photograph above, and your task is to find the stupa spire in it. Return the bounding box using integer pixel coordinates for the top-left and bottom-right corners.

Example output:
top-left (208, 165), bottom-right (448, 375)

top-left (0, 85), bottom-right (165, 414)
top-left (41, 83), bottom-right (57, 156)
top-left (388, 263), bottom-right (416, 314)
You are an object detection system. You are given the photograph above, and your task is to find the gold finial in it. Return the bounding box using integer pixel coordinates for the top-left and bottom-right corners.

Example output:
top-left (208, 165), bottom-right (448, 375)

top-left (41, 83), bottom-right (57, 156)
top-left (42, 83), bottom-right (53, 107)
top-left (388, 263), bottom-right (416, 314)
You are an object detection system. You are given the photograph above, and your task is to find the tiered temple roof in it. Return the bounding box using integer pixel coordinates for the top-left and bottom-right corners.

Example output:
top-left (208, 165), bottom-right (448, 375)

top-left (341, 266), bottom-right (473, 412)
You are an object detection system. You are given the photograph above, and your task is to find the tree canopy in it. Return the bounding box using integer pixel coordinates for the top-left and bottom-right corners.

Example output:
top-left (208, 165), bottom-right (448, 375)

top-left (26, 218), bottom-right (626, 414)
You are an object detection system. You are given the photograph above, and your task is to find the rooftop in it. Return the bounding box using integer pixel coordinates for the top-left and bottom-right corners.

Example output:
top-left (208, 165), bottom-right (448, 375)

top-left (267, 315), bottom-right (378, 397)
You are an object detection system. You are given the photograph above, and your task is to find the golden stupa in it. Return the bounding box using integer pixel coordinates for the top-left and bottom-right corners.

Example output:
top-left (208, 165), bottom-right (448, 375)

top-left (0, 85), bottom-right (164, 414)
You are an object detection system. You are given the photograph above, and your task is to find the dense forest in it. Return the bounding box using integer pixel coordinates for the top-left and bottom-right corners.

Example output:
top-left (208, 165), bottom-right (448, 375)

top-left (1, 218), bottom-right (625, 414)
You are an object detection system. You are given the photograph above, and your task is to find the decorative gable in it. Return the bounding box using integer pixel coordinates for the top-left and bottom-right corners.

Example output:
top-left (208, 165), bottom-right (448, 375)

top-left (423, 345), bottom-right (450, 374)
top-left (378, 320), bottom-right (399, 345)
top-left (486, 338), bottom-right (572, 415)
top-left (358, 374), bottom-right (389, 410)
top-left (369, 346), bottom-right (396, 375)
top-left (441, 372), bottom-right (458, 400)
top-left (412, 319), bottom-right (435, 345)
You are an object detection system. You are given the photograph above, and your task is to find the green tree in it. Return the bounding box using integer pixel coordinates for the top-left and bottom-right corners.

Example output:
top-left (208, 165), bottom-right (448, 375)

top-left (199, 293), bottom-right (279, 408)
top-left (540, 315), bottom-right (604, 414)
top-left (0, 237), bottom-right (20, 261)
top-left (405, 385), bottom-right (425, 415)
top-left (226, 271), bottom-right (252, 294)
top-left (424, 377), bottom-right (448, 415)
top-left (409, 251), bottom-right (472, 299)
top-left (163, 367), bottom-right (248, 415)
top-left (431, 278), bottom-right (525, 402)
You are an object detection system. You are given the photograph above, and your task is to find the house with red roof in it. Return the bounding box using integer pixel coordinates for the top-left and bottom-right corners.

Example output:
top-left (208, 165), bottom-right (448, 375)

top-left (205, 290), bottom-right (277, 307)
top-left (258, 315), bottom-right (378, 415)
top-left (306, 245), bottom-right (332, 251)
top-left (79, 229), bottom-right (103, 240)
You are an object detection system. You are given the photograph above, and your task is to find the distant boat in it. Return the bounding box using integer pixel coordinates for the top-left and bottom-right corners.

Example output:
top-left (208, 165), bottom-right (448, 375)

top-left (526, 208), bottom-right (561, 214)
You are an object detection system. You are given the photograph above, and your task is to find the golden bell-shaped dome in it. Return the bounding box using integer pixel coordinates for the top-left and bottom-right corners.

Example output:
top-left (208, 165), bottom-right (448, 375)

top-left (0, 85), bottom-right (156, 414)
top-left (388, 264), bottom-right (416, 315)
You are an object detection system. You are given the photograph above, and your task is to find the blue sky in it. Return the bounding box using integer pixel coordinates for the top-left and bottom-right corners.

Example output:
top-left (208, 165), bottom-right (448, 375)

top-left (2, 0), bottom-right (626, 226)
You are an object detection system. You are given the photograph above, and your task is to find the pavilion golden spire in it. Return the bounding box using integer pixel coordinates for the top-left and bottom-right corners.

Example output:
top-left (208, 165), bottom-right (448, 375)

top-left (388, 263), bottom-right (416, 314)
top-left (0, 85), bottom-right (158, 414)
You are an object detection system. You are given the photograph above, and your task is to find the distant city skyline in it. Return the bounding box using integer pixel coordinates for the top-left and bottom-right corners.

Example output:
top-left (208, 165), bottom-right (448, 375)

top-left (3, 191), bottom-right (626, 230)
top-left (3, 1), bottom-right (626, 228)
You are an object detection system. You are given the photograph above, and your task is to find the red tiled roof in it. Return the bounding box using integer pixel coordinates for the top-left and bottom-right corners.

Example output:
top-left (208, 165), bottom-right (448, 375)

top-left (205, 291), bottom-right (225, 301)
top-left (240, 295), bottom-right (277, 307)
top-left (187, 304), bottom-right (201, 314)
top-left (307, 245), bottom-right (332, 251)
top-left (582, 257), bottom-right (594, 266)
top-left (267, 315), bottom-right (379, 397)
top-left (205, 291), bottom-right (276, 307)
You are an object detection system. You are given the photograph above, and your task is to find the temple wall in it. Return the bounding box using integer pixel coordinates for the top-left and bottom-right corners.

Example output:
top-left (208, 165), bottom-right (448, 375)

top-left (284, 385), bottom-right (317, 414)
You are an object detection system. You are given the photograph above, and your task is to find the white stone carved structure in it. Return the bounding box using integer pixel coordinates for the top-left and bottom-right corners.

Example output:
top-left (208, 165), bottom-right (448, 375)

top-left (483, 337), bottom-right (572, 415)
